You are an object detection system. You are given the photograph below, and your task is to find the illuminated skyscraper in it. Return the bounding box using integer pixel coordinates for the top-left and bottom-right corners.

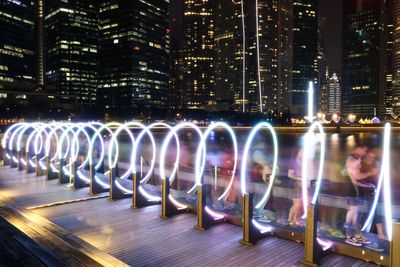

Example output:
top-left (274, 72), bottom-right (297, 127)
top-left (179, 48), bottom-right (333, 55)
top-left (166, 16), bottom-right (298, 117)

top-left (181, 0), bottom-right (215, 110)
top-left (169, 0), bottom-right (184, 110)
top-left (98, 0), bottom-right (170, 113)
top-left (342, 0), bottom-right (391, 118)
top-left (327, 73), bottom-right (341, 114)
top-left (316, 53), bottom-right (327, 112)
top-left (45, 0), bottom-right (98, 105)
top-left (35, 0), bottom-right (44, 89)
top-left (0, 0), bottom-right (35, 93)
top-left (318, 66), bottom-right (329, 114)
top-left (261, 0), bottom-right (293, 115)
top-left (214, 0), bottom-right (242, 111)
top-left (291, 0), bottom-right (318, 116)
top-left (212, 0), bottom-right (293, 114)
top-left (385, 0), bottom-right (393, 116)
top-left (392, 0), bottom-right (400, 114)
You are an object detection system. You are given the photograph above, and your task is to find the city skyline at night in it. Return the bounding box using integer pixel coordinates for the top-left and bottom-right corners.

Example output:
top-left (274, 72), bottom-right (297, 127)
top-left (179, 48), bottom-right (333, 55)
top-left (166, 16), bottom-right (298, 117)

top-left (0, 0), bottom-right (398, 123)
top-left (2, 2), bottom-right (400, 266)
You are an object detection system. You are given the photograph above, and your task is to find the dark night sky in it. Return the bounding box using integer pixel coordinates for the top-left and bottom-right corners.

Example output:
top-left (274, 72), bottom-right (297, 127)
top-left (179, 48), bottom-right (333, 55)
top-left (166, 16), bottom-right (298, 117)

top-left (169, 0), bottom-right (343, 72)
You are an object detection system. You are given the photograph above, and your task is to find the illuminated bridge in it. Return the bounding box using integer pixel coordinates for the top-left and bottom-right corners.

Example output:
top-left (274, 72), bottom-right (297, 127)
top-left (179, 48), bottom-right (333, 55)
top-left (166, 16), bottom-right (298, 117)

top-left (0, 121), bottom-right (398, 266)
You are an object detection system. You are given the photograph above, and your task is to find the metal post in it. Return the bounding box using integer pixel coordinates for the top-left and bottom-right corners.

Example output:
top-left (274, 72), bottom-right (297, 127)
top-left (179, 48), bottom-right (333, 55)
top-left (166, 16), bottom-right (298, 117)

top-left (109, 167), bottom-right (116, 200)
top-left (89, 164), bottom-right (108, 194)
top-left (58, 158), bottom-right (69, 184)
top-left (132, 172), bottom-right (153, 208)
top-left (72, 160), bottom-right (87, 189)
top-left (160, 177), bottom-right (172, 218)
top-left (35, 154), bottom-right (41, 176)
top-left (10, 151), bottom-right (17, 168)
top-left (240, 193), bottom-right (260, 246)
top-left (195, 184), bottom-right (206, 230)
top-left (132, 172), bottom-right (139, 208)
top-left (299, 204), bottom-right (321, 267)
top-left (17, 151), bottom-right (23, 171)
top-left (108, 164), bottom-right (127, 200)
top-left (194, 183), bottom-right (220, 230)
top-left (26, 152), bottom-right (34, 173)
top-left (3, 148), bottom-right (10, 166)
top-left (390, 221), bottom-right (400, 267)
top-left (89, 163), bottom-right (95, 194)
top-left (46, 156), bottom-right (55, 180)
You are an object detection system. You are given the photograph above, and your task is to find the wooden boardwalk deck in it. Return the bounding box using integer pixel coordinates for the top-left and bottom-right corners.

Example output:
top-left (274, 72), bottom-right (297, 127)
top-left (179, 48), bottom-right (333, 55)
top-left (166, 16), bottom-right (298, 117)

top-left (0, 166), bottom-right (379, 266)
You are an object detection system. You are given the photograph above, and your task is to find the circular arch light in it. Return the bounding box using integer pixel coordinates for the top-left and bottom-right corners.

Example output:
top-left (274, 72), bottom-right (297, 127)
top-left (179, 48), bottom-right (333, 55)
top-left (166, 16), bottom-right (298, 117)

top-left (240, 122), bottom-right (278, 210)
top-left (159, 122), bottom-right (203, 209)
top-left (361, 123), bottom-right (393, 241)
top-left (194, 122), bottom-right (238, 201)
top-left (301, 121), bottom-right (325, 218)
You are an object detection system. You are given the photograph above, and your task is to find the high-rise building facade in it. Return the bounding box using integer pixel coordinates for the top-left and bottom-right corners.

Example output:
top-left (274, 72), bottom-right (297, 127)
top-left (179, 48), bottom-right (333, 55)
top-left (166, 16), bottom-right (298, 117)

top-left (213, 0), bottom-right (242, 111)
top-left (291, 0), bottom-right (318, 116)
top-left (385, 1), bottom-right (393, 116)
top-left (35, 0), bottom-right (45, 89)
top-left (328, 73), bottom-right (341, 114)
top-left (0, 0), bottom-right (35, 93)
top-left (181, 0), bottom-right (214, 110)
top-left (169, 0), bottom-right (184, 110)
top-left (98, 0), bottom-right (170, 113)
top-left (392, 0), bottom-right (400, 115)
top-left (342, 0), bottom-right (390, 118)
top-left (318, 66), bottom-right (329, 114)
top-left (45, 0), bottom-right (98, 105)
top-left (178, 0), bottom-right (293, 114)
top-left (250, 0), bottom-right (293, 115)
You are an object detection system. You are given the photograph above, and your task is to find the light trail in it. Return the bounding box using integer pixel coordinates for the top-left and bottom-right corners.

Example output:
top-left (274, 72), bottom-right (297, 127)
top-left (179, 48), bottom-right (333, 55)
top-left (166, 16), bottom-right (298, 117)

top-left (240, 122), bottom-right (278, 210)
top-left (301, 121), bottom-right (325, 219)
top-left (194, 122), bottom-right (238, 201)
top-left (361, 123), bottom-right (393, 241)
top-left (159, 122), bottom-right (203, 209)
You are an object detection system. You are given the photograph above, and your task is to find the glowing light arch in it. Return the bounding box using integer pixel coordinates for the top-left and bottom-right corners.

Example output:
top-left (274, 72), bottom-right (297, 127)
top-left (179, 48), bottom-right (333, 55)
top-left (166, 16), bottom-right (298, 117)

top-left (53, 123), bottom-right (94, 180)
top-left (88, 122), bottom-right (118, 170)
top-left (159, 122), bottom-right (202, 183)
top-left (87, 122), bottom-right (119, 189)
top-left (16, 123), bottom-right (44, 153)
top-left (73, 122), bottom-right (106, 182)
top-left (240, 122), bottom-right (278, 210)
top-left (2, 123), bottom-right (26, 151)
top-left (301, 121), bottom-right (325, 218)
top-left (159, 122), bottom-right (203, 209)
top-left (23, 123), bottom-right (48, 167)
top-left (44, 123), bottom-right (71, 173)
top-left (108, 122), bottom-right (156, 194)
top-left (8, 123), bottom-right (34, 163)
top-left (132, 122), bottom-right (180, 202)
top-left (35, 123), bottom-right (59, 171)
top-left (361, 123), bottom-right (393, 241)
top-left (194, 122), bottom-right (238, 202)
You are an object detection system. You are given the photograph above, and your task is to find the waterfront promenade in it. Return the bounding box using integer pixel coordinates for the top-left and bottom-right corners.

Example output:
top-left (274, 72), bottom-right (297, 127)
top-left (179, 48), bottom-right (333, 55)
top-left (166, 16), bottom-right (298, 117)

top-left (0, 165), bottom-right (380, 266)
